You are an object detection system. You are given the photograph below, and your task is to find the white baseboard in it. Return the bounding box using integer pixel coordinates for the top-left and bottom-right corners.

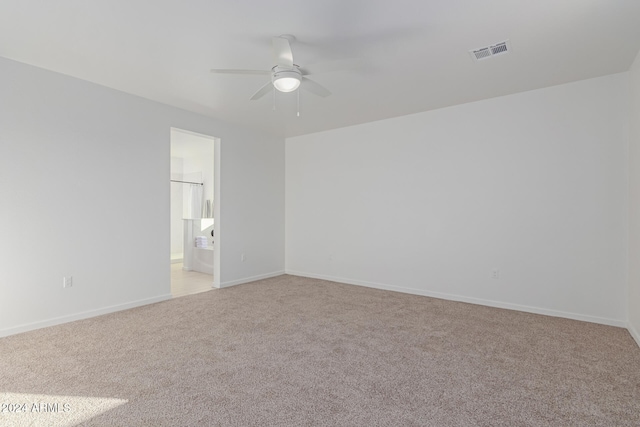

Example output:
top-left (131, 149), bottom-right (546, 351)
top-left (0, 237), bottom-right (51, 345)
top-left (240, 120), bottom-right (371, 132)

top-left (628, 322), bottom-right (640, 349)
top-left (0, 294), bottom-right (172, 338)
top-left (220, 270), bottom-right (285, 288)
top-left (285, 270), bottom-right (626, 328)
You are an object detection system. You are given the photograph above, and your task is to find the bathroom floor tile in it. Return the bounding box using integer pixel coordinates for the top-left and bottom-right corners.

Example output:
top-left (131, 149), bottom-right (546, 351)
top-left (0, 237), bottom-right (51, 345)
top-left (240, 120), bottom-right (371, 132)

top-left (171, 262), bottom-right (213, 298)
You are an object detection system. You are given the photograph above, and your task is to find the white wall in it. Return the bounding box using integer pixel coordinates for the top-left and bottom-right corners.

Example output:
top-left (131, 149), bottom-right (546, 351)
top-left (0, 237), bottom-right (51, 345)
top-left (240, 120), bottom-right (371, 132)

top-left (286, 73), bottom-right (629, 326)
top-left (172, 129), bottom-right (216, 219)
top-left (629, 49), bottom-right (640, 346)
top-left (0, 56), bottom-right (285, 336)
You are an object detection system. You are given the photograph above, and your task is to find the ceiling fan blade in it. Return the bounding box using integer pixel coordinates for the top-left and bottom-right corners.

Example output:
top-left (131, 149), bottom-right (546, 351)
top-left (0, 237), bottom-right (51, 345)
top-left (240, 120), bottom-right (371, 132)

top-left (272, 36), bottom-right (294, 68)
top-left (301, 77), bottom-right (331, 98)
top-left (302, 58), bottom-right (362, 76)
top-left (210, 69), bottom-right (270, 75)
top-left (250, 81), bottom-right (273, 101)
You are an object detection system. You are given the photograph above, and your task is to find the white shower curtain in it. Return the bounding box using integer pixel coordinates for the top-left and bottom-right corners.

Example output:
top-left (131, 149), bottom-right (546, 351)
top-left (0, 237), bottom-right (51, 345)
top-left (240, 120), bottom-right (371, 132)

top-left (187, 183), bottom-right (203, 219)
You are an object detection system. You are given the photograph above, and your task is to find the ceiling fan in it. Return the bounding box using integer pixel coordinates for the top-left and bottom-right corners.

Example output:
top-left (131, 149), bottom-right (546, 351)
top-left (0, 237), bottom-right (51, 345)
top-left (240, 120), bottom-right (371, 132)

top-left (210, 35), bottom-right (355, 101)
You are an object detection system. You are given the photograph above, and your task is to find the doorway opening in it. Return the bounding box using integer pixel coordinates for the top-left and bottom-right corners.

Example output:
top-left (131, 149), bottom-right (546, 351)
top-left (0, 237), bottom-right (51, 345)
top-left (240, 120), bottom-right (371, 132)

top-left (170, 128), bottom-right (220, 296)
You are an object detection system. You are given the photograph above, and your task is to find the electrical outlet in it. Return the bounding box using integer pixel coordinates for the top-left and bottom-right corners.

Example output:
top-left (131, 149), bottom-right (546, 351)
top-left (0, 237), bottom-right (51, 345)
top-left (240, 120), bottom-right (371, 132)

top-left (63, 276), bottom-right (73, 288)
top-left (241, 253), bottom-right (246, 262)
top-left (491, 269), bottom-right (500, 280)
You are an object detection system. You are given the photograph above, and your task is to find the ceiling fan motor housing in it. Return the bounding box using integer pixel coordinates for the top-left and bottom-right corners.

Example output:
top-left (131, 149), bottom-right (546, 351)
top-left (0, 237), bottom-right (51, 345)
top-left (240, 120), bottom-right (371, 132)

top-left (272, 66), bottom-right (302, 92)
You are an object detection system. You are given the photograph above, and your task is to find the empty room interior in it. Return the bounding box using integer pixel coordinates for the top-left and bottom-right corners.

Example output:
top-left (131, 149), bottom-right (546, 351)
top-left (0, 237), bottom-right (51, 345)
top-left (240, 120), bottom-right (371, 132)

top-left (1, 1), bottom-right (640, 425)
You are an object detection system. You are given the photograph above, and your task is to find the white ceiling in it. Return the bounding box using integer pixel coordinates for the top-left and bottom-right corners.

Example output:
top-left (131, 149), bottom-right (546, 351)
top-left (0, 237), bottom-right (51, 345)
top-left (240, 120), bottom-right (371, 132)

top-left (1, 1), bottom-right (639, 138)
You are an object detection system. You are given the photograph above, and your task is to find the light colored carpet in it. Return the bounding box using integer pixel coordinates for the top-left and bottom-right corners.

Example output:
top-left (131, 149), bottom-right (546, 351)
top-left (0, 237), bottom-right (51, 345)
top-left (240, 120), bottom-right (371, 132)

top-left (1, 275), bottom-right (639, 426)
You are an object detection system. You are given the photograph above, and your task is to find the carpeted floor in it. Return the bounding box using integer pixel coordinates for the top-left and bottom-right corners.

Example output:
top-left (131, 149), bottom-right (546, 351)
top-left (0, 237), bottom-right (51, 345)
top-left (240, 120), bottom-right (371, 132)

top-left (1, 274), bottom-right (639, 426)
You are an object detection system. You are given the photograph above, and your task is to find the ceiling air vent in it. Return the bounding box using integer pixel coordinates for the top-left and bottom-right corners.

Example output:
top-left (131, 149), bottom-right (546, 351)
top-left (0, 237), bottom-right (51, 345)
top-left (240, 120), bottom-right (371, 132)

top-left (469, 40), bottom-right (511, 62)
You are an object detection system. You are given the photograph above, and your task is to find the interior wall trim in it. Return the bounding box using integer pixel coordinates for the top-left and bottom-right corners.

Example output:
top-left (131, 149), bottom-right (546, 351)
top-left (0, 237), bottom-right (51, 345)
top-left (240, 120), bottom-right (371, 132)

top-left (0, 294), bottom-right (172, 338)
top-left (220, 270), bottom-right (285, 288)
top-left (284, 270), bottom-right (627, 329)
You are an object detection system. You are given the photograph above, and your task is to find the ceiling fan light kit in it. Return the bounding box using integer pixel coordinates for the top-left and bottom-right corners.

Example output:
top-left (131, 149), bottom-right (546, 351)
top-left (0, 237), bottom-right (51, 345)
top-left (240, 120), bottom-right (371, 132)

top-left (272, 66), bottom-right (302, 93)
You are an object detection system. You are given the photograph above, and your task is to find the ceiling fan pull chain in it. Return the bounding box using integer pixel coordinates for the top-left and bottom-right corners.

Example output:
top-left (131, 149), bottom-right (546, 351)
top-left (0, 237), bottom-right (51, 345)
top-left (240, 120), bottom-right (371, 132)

top-left (297, 89), bottom-right (300, 117)
top-left (273, 87), bottom-right (276, 111)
